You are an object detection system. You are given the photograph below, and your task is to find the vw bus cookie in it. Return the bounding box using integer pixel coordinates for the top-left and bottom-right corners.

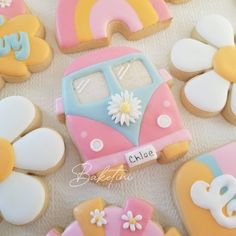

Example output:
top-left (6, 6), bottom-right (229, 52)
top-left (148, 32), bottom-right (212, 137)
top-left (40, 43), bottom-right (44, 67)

top-left (0, 0), bottom-right (28, 19)
top-left (56, 0), bottom-right (172, 53)
top-left (174, 142), bottom-right (236, 236)
top-left (47, 198), bottom-right (182, 236)
top-left (0, 96), bottom-right (65, 225)
top-left (56, 47), bottom-right (191, 182)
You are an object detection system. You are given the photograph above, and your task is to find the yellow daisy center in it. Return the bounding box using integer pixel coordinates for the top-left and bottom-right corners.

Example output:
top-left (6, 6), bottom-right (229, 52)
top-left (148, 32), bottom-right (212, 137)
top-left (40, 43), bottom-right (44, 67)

top-left (0, 138), bottom-right (15, 182)
top-left (129, 218), bottom-right (136, 225)
top-left (213, 46), bottom-right (236, 83)
top-left (95, 216), bottom-right (103, 222)
top-left (120, 102), bottom-right (131, 113)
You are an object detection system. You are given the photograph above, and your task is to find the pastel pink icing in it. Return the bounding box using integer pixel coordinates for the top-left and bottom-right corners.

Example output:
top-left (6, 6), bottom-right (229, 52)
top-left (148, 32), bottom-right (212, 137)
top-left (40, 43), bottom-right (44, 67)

top-left (46, 198), bottom-right (166, 236)
top-left (0, 0), bottom-right (26, 18)
top-left (90, 0), bottom-right (143, 39)
top-left (64, 46), bottom-right (139, 76)
top-left (149, 0), bottom-right (172, 21)
top-left (56, 0), bottom-right (78, 48)
top-left (211, 142), bottom-right (236, 177)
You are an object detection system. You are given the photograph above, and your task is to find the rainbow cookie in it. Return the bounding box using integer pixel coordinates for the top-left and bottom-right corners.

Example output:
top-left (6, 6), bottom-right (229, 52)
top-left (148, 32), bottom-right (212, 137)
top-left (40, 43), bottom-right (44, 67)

top-left (0, 0), bottom-right (28, 18)
top-left (174, 142), bottom-right (236, 236)
top-left (47, 198), bottom-right (182, 236)
top-left (0, 14), bottom-right (52, 90)
top-left (56, 46), bottom-right (191, 183)
top-left (170, 14), bottom-right (236, 125)
top-left (0, 96), bottom-right (65, 225)
top-left (56, 0), bottom-right (172, 53)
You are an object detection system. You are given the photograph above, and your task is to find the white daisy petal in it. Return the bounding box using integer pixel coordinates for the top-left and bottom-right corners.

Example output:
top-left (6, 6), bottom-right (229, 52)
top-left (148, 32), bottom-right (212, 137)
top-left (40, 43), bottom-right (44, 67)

top-left (171, 38), bottom-right (216, 73)
top-left (101, 218), bottom-right (107, 225)
top-left (195, 14), bottom-right (234, 48)
top-left (123, 222), bottom-right (130, 229)
top-left (130, 224), bottom-right (136, 232)
top-left (136, 223), bottom-right (143, 230)
top-left (121, 214), bottom-right (129, 221)
top-left (184, 70), bottom-right (230, 113)
top-left (97, 221), bottom-right (102, 227)
top-left (135, 215), bottom-right (143, 221)
top-left (127, 211), bottom-right (133, 219)
top-left (229, 84), bottom-right (236, 116)
top-left (91, 218), bottom-right (96, 224)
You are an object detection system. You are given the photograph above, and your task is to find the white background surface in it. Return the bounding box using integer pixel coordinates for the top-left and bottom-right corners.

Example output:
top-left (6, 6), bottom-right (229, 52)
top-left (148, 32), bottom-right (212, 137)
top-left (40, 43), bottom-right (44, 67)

top-left (1, 0), bottom-right (236, 235)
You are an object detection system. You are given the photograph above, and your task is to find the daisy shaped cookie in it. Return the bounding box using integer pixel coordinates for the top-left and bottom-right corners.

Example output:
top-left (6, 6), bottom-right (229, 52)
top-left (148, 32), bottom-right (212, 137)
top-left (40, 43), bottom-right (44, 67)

top-left (0, 96), bottom-right (65, 225)
top-left (0, 14), bottom-right (52, 90)
top-left (171, 14), bottom-right (236, 125)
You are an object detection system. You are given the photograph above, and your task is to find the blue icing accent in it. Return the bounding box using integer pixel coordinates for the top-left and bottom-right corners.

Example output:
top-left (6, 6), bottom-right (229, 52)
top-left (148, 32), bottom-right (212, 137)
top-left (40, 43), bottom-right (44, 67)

top-left (62, 53), bottom-right (165, 146)
top-left (0, 32), bottom-right (30, 60)
top-left (0, 15), bottom-right (5, 25)
top-left (197, 154), bottom-right (223, 177)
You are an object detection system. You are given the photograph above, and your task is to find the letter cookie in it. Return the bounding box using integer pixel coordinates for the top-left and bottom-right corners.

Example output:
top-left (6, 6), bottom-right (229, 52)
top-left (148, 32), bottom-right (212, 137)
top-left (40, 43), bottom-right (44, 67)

top-left (174, 142), bottom-right (236, 236)
top-left (0, 96), bottom-right (65, 225)
top-left (170, 14), bottom-right (236, 125)
top-left (56, 0), bottom-right (172, 53)
top-left (0, 14), bottom-right (52, 90)
top-left (0, 0), bottom-right (28, 18)
top-left (47, 198), bottom-right (181, 236)
top-left (56, 46), bottom-right (191, 183)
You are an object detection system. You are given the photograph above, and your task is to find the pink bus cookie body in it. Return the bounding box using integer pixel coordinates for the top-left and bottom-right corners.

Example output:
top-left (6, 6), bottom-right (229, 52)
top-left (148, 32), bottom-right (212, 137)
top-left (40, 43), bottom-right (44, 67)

top-left (56, 47), bottom-right (191, 180)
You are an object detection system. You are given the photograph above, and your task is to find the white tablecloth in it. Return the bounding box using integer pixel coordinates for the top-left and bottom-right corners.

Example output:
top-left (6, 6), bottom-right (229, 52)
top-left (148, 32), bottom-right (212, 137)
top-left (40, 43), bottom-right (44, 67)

top-left (1, 0), bottom-right (236, 235)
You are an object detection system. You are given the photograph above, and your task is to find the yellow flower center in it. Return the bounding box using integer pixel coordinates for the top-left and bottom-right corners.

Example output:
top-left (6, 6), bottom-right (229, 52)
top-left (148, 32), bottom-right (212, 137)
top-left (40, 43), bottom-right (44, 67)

top-left (213, 46), bottom-right (236, 83)
top-left (0, 138), bottom-right (15, 182)
top-left (120, 102), bottom-right (131, 113)
top-left (129, 218), bottom-right (136, 225)
top-left (95, 216), bottom-right (102, 222)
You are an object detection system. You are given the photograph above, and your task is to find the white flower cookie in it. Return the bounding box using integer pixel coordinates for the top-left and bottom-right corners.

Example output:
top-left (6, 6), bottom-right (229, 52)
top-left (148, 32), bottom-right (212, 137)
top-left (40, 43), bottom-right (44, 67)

top-left (0, 96), bottom-right (65, 225)
top-left (170, 14), bottom-right (236, 125)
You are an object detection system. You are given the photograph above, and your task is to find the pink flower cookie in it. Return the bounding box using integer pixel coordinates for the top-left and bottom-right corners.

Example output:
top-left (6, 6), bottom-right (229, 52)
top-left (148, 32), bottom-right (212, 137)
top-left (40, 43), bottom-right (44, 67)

top-left (0, 0), bottom-right (28, 19)
top-left (170, 14), bottom-right (236, 125)
top-left (0, 96), bottom-right (65, 225)
top-left (56, 0), bottom-right (172, 53)
top-left (174, 142), bottom-right (236, 236)
top-left (56, 46), bottom-right (191, 183)
top-left (47, 198), bottom-right (182, 236)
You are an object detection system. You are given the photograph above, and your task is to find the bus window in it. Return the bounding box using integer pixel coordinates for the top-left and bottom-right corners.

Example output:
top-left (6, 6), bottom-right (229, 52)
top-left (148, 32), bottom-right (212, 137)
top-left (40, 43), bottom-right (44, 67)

top-left (112, 60), bottom-right (152, 90)
top-left (72, 72), bottom-right (109, 104)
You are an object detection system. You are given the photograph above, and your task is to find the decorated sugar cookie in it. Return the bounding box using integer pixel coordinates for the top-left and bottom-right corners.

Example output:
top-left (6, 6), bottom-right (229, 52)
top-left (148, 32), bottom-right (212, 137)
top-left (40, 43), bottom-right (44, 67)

top-left (0, 96), bottom-right (65, 225)
top-left (170, 14), bottom-right (236, 125)
top-left (56, 46), bottom-right (191, 183)
top-left (47, 198), bottom-right (181, 236)
top-left (174, 142), bottom-right (236, 236)
top-left (0, 0), bottom-right (28, 18)
top-left (56, 0), bottom-right (172, 53)
top-left (0, 14), bottom-right (52, 90)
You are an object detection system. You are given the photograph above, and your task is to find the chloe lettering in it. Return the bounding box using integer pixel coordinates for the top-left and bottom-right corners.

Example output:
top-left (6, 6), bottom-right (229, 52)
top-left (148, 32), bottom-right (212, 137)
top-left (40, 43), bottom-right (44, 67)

top-left (0, 32), bottom-right (30, 60)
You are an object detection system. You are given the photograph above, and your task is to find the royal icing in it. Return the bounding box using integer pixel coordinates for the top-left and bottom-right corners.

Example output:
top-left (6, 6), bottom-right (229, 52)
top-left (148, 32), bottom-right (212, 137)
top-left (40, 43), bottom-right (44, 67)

top-left (0, 14), bottom-right (52, 89)
top-left (191, 175), bottom-right (236, 229)
top-left (56, 47), bottom-right (190, 178)
top-left (0, 0), bottom-right (26, 18)
top-left (56, 0), bottom-right (172, 52)
top-left (0, 96), bottom-right (65, 225)
top-left (47, 198), bottom-right (181, 236)
top-left (174, 142), bottom-right (236, 236)
top-left (170, 14), bottom-right (236, 124)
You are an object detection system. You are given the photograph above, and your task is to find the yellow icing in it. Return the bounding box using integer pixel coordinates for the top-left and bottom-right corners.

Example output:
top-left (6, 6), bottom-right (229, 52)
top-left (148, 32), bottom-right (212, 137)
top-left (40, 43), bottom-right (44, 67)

top-left (213, 46), bottom-right (236, 83)
top-left (0, 15), bottom-right (51, 81)
top-left (174, 160), bottom-right (236, 236)
top-left (75, 0), bottom-right (96, 42)
top-left (0, 138), bottom-right (15, 182)
top-left (127, 0), bottom-right (159, 27)
top-left (73, 198), bottom-right (105, 236)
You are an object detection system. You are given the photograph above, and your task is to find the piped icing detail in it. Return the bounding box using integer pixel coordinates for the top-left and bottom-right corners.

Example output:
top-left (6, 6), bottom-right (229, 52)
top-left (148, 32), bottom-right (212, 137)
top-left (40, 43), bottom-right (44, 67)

top-left (121, 211), bottom-right (143, 232)
top-left (191, 174), bottom-right (236, 229)
top-left (0, 0), bottom-right (12, 8)
top-left (90, 209), bottom-right (107, 227)
top-left (107, 91), bottom-right (142, 127)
